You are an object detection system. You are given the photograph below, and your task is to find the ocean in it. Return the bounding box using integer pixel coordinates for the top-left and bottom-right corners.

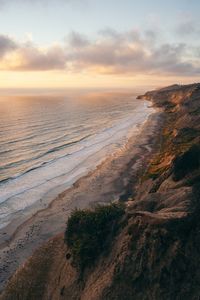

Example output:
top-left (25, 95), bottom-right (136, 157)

top-left (0, 90), bottom-right (154, 229)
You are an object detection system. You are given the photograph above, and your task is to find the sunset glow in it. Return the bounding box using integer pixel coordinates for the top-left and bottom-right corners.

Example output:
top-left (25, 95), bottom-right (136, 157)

top-left (0, 0), bottom-right (199, 89)
top-left (0, 1), bottom-right (200, 296)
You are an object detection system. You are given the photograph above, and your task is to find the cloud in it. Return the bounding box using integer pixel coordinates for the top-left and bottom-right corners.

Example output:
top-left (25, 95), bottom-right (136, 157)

top-left (0, 29), bottom-right (200, 76)
top-left (0, 38), bottom-right (67, 71)
top-left (68, 31), bottom-right (89, 48)
top-left (65, 30), bottom-right (200, 76)
top-left (14, 45), bottom-right (67, 71)
top-left (175, 20), bottom-right (200, 36)
top-left (0, 35), bottom-right (17, 57)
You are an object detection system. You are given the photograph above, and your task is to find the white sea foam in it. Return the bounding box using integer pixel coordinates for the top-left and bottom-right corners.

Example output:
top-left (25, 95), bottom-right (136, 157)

top-left (0, 98), bottom-right (154, 229)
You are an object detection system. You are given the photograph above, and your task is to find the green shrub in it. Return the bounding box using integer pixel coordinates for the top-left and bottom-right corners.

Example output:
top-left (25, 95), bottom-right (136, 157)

top-left (65, 203), bottom-right (125, 271)
top-left (173, 144), bottom-right (200, 181)
top-left (173, 127), bottom-right (199, 144)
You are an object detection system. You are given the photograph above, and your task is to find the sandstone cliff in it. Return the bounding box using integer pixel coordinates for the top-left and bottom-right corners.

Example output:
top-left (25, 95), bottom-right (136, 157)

top-left (1, 83), bottom-right (200, 300)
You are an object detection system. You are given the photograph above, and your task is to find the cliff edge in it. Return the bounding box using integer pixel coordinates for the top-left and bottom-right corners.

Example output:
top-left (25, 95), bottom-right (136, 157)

top-left (1, 83), bottom-right (200, 300)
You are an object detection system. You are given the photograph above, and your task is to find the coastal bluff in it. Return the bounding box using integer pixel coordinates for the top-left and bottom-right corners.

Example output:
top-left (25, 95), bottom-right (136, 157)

top-left (1, 83), bottom-right (200, 300)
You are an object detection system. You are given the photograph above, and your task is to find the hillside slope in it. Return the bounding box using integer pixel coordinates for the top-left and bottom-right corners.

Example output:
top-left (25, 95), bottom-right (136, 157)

top-left (1, 83), bottom-right (200, 300)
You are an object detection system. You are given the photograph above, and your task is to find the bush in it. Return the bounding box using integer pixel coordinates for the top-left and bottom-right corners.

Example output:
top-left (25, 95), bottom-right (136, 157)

top-left (65, 203), bottom-right (125, 271)
top-left (173, 144), bottom-right (200, 181)
top-left (173, 128), bottom-right (199, 144)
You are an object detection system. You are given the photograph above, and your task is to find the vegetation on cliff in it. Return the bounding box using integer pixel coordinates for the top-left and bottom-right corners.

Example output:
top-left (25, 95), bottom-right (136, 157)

top-left (101, 84), bottom-right (200, 299)
top-left (65, 204), bottom-right (125, 272)
top-left (1, 83), bottom-right (200, 300)
top-left (173, 144), bottom-right (200, 181)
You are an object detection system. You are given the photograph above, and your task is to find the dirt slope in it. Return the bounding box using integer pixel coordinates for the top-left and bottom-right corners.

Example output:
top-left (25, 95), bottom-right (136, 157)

top-left (1, 83), bottom-right (200, 300)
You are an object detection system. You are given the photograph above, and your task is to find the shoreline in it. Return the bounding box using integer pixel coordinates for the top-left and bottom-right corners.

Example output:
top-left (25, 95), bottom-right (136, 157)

top-left (0, 99), bottom-right (152, 231)
top-left (0, 107), bottom-right (163, 291)
top-left (0, 100), bottom-right (153, 239)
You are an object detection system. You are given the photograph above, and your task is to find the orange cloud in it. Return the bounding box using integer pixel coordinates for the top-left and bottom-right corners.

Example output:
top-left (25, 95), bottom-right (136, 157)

top-left (0, 30), bottom-right (199, 78)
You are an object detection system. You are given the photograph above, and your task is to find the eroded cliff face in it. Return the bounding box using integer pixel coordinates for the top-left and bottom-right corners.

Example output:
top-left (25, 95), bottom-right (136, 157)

top-left (1, 84), bottom-right (200, 300)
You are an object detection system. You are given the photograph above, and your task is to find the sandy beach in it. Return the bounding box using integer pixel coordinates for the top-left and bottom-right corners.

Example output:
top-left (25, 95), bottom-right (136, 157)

top-left (0, 109), bottom-right (163, 292)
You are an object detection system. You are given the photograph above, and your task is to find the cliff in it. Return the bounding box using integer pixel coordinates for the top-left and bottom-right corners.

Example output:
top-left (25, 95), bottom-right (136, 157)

top-left (1, 83), bottom-right (200, 300)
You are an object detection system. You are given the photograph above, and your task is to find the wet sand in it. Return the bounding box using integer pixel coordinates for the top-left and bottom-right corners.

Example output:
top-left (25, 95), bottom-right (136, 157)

top-left (0, 110), bottom-right (163, 292)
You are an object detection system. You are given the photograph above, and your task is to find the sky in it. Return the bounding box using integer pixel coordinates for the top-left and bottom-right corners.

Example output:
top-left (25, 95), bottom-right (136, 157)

top-left (0, 0), bottom-right (200, 89)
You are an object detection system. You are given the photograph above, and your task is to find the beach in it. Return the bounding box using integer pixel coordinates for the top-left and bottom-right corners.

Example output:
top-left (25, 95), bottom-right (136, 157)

top-left (0, 107), bottom-right (162, 291)
top-left (0, 93), bottom-right (152, 230)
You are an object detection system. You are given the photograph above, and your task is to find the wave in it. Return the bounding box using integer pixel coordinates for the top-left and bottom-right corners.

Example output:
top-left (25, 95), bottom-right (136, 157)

top-left (0, 98), bottom-right (154, 229)
top-left (0, 133), bottom-right (94, 184)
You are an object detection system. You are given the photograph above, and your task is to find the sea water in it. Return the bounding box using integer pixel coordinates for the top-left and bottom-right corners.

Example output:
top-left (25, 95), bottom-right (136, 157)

top-left (0, 90), bottom-right (154, 229)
